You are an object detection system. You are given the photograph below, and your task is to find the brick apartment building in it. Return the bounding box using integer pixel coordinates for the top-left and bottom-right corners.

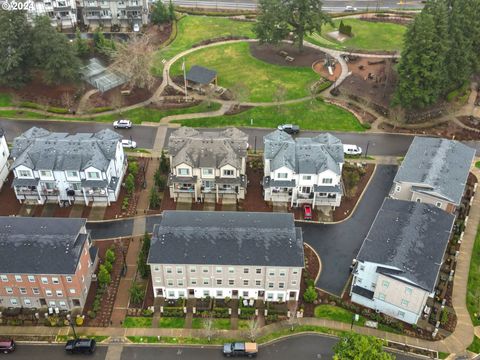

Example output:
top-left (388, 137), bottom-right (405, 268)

top-left (0, 217), bottom-right (98, 311)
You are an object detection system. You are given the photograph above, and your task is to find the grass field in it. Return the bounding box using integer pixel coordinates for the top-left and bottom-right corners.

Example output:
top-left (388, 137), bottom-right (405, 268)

top-left (467, 225), bottom-right (480, 326)
top-left (314, 305), bottom-right (366, 326)
top-left (0, 93), bottom-right (12, 107)
top-left (0, 109), bottom-right (63, 119)
top-left (308, 19), bottom-right (406, 52)
top-left (174, 99), bottom-right (364, 132)
top-left (191, 318), bottom-right (231, 330)
top-left (123, 317), bottom-right (153, 328)
top-left (153, 15), bottom-right (255, 75)
top-left (159, 317), bottom-right (186, 328)
top-left (92, 102), bottom-right (221, 124)
top-left (170, 42), bottom-right (319, 103)
top-left (468, 336), bottom-right (480, 353)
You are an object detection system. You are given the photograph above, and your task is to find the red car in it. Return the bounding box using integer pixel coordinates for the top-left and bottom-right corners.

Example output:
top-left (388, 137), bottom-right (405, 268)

top-left (304, 205), bottom-right (312, 220)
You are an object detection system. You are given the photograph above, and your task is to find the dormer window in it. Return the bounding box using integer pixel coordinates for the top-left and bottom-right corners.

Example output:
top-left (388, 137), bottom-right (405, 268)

top-left (178, 168), bottom-right (189, 176)
top-left (223, 169), bottom-right (234, 176)
top-left (277, 173), bottom-right (288, 179)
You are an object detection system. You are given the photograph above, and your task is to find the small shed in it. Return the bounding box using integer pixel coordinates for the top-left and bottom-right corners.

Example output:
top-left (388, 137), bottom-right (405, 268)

top-left (186, 65), bottom-right (217, 88)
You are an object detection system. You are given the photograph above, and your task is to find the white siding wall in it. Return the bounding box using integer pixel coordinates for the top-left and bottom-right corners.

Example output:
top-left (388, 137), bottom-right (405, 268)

top-left (0, 135), bottom-right (10, 190)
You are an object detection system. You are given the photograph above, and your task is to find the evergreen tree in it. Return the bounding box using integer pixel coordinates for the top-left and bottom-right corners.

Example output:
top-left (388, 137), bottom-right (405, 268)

top-left (32, 16), bottom-right (81, 84)
top-left (75, 29), bottom-right (90, 57)
top-left (168, 0), bottom-right (175, 21)
top-left (333, 333), bottom-right (394, 360)
top-left (151, 0), bottom-right (169, 25)
top-left (0, 10), bottom-right (33, 87)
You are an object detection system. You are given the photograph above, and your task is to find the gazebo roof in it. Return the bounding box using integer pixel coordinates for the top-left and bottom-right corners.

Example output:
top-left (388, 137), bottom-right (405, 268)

top-left (186, 65), bottom-right (217, 85)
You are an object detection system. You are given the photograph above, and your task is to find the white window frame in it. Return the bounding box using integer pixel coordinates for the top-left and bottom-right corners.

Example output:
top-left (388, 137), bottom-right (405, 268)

top-left (28, 275), bottom-right (35, 283)
top-left (178, 168), bottom-right (190, 176)
top-left (15, 275), bottom-right (22, 282)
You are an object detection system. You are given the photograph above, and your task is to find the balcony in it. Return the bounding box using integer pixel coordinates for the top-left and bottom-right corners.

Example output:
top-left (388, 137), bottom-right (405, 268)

top-left (84, 188), bottom-right (108, 196)
top-left (297, 192), bottom-right (314, 200)
top-left (41, 189), bottom-right (59, 196)
top-left (15, 188), bottom-right (39, 196)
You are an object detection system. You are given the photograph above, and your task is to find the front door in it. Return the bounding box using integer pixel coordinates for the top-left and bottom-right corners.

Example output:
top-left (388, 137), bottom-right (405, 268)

top-left (156, 288), bottom-right (163, 296)
top-left (188, 289), bottom-right (195, 297)
top-left (289, 291), bottom-right (296, 300)
top-left (232, 290), bottom-right (238, 298)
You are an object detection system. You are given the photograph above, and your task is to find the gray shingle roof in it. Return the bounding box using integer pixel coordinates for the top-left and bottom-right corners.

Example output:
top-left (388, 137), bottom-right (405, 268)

top-left (394, 136), bottom-right (475, 205)
top-left (264, 131), bottom-right (344, 175)
top-left (357, 198), bottom-right (455, 292)
top-left (186, 65), bottom-right (217, 85)
top-left (168, 127), bottom-right (248, 170)
top-left (148, 211), bottom-right (304, 267)
top-left (0, 217), bottom-right (88, 275)
top-left (11, 127), bottom-right (122, 172)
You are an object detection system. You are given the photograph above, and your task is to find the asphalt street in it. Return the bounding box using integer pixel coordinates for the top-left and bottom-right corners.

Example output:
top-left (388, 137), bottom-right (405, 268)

top-left (0, 119), bottom-right (157, 150)
top-left (7, 335), bottom-right (423, 359)
top-left (1, 119), bottom-right (479, 155)
top-left (301, 164), bottom-right (397, 295)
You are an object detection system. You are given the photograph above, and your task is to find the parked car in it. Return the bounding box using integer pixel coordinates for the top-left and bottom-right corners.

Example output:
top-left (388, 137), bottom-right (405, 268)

top-left (344, 5), bottom-right (357, 11)
top-left (133, 23), bottom-right (140, 32)
top-left (65, 339), bottom-right (96, 354)
top-left (0, 339), bottom-right (15, 354)
top-left (304, 204), bottom-right (312, 220)
top-left (277, 124), bottom-right (300, 134)
top-left (113, 119), bottom-right (132, 129)
top-left (343, 144), bottom-right (362, 156)
top-left (121, 139), bottom-right (137, 149)
top-left (223, 342), bottom-right (258, 357)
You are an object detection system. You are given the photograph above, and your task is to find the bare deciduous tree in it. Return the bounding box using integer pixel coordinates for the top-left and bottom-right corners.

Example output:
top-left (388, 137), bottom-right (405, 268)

top-left (202, 312), bottom-right (214, 342)
top-left (230, 82), bottom-right (250, 109)
top-left (248, 317), bottom-right (259, 341)
top-left (111, 35), bottom-right (156, 90)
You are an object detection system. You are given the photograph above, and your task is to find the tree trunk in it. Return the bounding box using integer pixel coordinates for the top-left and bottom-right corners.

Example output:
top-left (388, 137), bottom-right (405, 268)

top-left (297, 29), bottom-right (304, 52)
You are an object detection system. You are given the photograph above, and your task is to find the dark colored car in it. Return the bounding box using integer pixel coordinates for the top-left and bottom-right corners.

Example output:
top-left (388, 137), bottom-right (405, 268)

top-left (277, 124), bottom-right (300, 134)
top-left (0, 339), bottom-right (15, 354)
top-left (223, 342), bottom-right (258, 357)
top-left (65, 339), bottom-right (96, 354)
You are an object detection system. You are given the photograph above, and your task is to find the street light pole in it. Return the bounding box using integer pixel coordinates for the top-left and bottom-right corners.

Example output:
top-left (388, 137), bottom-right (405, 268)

top-left (364, 141), bottom-right (371, 159)
top-left (67, 315), bottom-right (78, 339)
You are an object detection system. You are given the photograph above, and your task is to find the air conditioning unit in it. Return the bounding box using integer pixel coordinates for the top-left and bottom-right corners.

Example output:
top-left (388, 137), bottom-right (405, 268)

top-left (92, 274), bottom-right (97, 281)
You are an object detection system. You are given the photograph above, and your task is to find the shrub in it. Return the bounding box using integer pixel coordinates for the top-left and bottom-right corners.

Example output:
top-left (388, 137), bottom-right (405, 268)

top-left (159, 150), bottom-right (169, 174)
top-left (361, 122), bottom-right (372, 129)
top-left (440, 308), bottom-right (449, 325)
top-left (20, 101), bottom-right (43, 110)
top-left (154, 170), bottom-right (167, 190)
top-left (125, 173), bottom-right (135, 194)
top-left (163, 307), bottom-right (184, 317)
top-left (46, 106), bottom-right (69, 114)
top-left (91, 106), bottom-right (113, 113)
top-left (213, 307), bottom-right (230, 318)
top-left (105, 248), bottom-right (116, 264)
top-left (266, 314), bottom-right (278, 322)
top-left (98, 264), bottom-right (111, 288)
top-left (305, 278), bottom-right (315, 288)
top-left (93, 298), bottom-right (101, 312)
top-left (303, 286), bottom-right (318, 303)
top-left (88, 311), bottom-right (96, 319)
top-left (137, 233), bottom-right (151, 279)
top-left (129, 282), bottom-right (145, 306)
top-left (122, 197), bottom-right (130, 211)
top-left (128, 161), bottom-right (139, 178)
top-left (142, 309), bottom-right (154, 317)
top-left (103, 260), bottom-right (113, 273)
top-left (149, 187), bottom-right (161, 209)
top-left (75, 316), bottom-right (84, 326)
top-left (239, 308), bottom-right (255, 319)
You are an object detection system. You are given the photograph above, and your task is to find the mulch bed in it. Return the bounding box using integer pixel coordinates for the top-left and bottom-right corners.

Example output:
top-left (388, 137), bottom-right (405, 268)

top-left (159, 187), bottom-right (177, 211)
top-left (0, 174), bottom-right (22, 216)
top-left (0, 73), bottom-right (82, 108)
top-left (312, 60), bottom-right (343, 82)
top-left (144, 276), bottom-right (154, 308)
top-left (82, 205), bottom-right (92, 219)
top-left (378, 120), bottom-right (480, 141)
top-left (249, 42), bottom-right (326, 67)
top-left (224, 105), bottom-right (253, 115)
top-left (298, 244), bottom-right (321, 317)
top-left (145, 23), bottom-right (173, 47)
top-left (333, 163), bottom-right (374, 222)
top-left (457, 115), bottom-right (480, 129)
top-left (88, 79), bottom-right (162, 109)
top-left (83, 239), bottom-right (130, 327)
top-left (103, 157), bottom-right (148, 220)
top-left (53, 205), bottom-right (73, 217)
top-left (239, 159), bottom-right (273, 212)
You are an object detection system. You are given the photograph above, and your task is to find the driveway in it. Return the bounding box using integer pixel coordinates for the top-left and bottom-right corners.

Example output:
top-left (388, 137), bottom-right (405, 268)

top-left (0, 119), bottom-right (157, 149)
top-left (300, 165), bottom-right (397, 296)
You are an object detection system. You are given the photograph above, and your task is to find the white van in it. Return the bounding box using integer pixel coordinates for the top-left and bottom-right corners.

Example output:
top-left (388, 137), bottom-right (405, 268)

top-left (343, 144), bottom-right (362, 155)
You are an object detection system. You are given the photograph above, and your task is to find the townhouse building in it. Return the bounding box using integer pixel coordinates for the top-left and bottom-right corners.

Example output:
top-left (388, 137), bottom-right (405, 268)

top-left (148, 211), bottom-right (304, 302)
top-left (28, 0), bottom-right (78, 29)
top-left (10, 127), bottom-right (126, 206)
top-left (390, 136), bottom-right (475, 214)
top-left (0, 217), bottom-right (98, 311)
top-left (350, 199), bottom-right (455, 324)
top-left (78, 0), bottom-right (149, 30)
top-left (0, 129), bottom-right (9, 191)
top-left (167, 127), bottom-right (249, 204)
top-left (263, 130), bottom-right (344, 209)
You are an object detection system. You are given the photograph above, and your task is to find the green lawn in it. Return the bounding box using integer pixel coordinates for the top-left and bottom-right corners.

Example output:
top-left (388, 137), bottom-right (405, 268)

top-left (0, 109), bottom-right (57, 119)
top-left (191, 317), bottom-right (231, 329)
top-left (475, 161), bottom-right (480, 169)
top-left (170, 42), bottom-right (319, 103)
top-left (56, 335), bottom-right (109, 343)
top-left (238, 320), bottom-right (251, 330)
top-left (159, 317), bottom-right (185, 328)
top-left (468, 336), bottom-right (480, 353)
top-left (123, 317), bottom-right (153, 328)
top-left (127, 336), bottom-right (161, 343)
top-left (153, 15), bottom-right (255, 75)
top-left (0, 93), bottom-right (12, 107)
top-left (92, 102), bottom-right (221, 124)
top-left (314, 305), bottom-right (366, 326)
top-left (467, 225), bottom-right (480, 326)
top-left (174, 99), bottom-right (364, 132)
top-left (308, 19), bottom-right (406, 52)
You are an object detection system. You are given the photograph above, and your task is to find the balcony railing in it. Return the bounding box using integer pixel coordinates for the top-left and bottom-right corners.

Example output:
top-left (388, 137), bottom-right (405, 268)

top-left (297, 193), bottom-right (314, 199)
top-left (41, 189), bottom-right (59, 195)
top-left (218, 188), bottom-right (237, 194)
top-left (85, 188), bottom-right (108, 196)
top-left (15, 189), bottom-right (39, 196)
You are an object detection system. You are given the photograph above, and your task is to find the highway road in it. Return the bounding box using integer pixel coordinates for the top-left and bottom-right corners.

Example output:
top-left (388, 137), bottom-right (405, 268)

top-left (7, 334), bottom-right (425, 360)
top-left (167, 0), bottom-right (424, 11)
top-left (1, 119), bottom-right (479, 156)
